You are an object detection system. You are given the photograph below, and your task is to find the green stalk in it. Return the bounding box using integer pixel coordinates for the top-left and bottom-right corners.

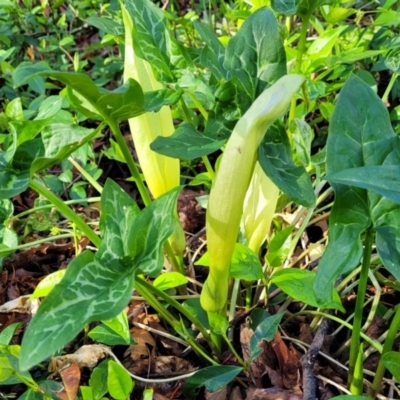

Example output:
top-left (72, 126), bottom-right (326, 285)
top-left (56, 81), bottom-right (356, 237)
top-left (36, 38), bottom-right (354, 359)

top-left (348, 229), bottom-right (374, 387)
top-left (288, 12), bottom-right (311, 128)
top-left (11, 197), bottom-right (101, 221)
top-left (106, 119), bottom-right (152, 207)
top-left (68, 156), bottom-right (103, 194)
top-left (135, 276), bottom-right (220, 357)
top-left (0, 233), bottom-right (76, 256)
top-left (29, 179), bottom-right (101, 248)
top-left (381, 72), bottom-right (399, 105)
top-left (135, 277), bottom-right (219, 364)
top-left (369, 304), bottom-right (400, 398)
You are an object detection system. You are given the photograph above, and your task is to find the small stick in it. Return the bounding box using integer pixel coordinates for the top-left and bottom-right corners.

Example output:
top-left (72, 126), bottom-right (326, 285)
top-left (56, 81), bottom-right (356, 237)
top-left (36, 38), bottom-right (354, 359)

top-left (301, 319), bottom-right (330, 400)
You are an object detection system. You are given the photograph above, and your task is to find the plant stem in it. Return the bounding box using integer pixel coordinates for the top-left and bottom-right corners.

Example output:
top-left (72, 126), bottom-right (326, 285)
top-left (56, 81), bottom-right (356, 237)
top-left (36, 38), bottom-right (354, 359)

top-left (106, 119), bottom-right (152, 207)
top-left (288, 12), bottom-right (311, 128)
top-left (381, 72), bottom-right (399, 105)
top-left (135, 276), bottom-right (220, 357)
top-left (11, 197), bottom-right (101, 221)
top-left (135, 276), bottom-right (219, 364)
top-left (0, 233), bottom-right (78, 256)
top-left (68, 157), bottom-right (103, 194)
top-left (284, 310), bottom-right (382, 352)
top-left (348, 228), bottom-right (374, 388)
top-left (29, 179), bottom-right (101, 248)
top-left (369, 304), bottom-right (400, 398)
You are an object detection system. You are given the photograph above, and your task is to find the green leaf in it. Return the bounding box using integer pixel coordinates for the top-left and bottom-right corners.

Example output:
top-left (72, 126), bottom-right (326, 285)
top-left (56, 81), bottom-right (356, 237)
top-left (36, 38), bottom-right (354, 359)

top-left (144, 89), bottom-right (183, 112)
top-left (13, 65), bottom-right (145, 122)
top-left (271, 269), bottom-right (344, 310)
top-left (80, 386), bottom-right (94, 400)
top-left (123, 187), bottom-right (181, 277)
top-left (224, 7), bottom-right (286, 111)
top-left (0, 323), bottom-right (21, 345)
top-left (182, 298), bottom-right (209, 330)
top-left (327, 166), bottom-right (400, 205)
top-left (85, 16), bottom-right (123, 36)
top-left (208, 312), bottom-right (229, 336)
top-left (36, 96), bottom-right (63, 120)
top-left (19, 250), bottom-right (134, 371)
top-left (102, 310), bottom-right (131, 345)
top-left (271, 0), bottom-right (299, 15)
top-left (194, 21), bottom-right (228, 80)
top-left (266, 226), bottom-right (294, 267)
top-left (99, 179), bottom-right (140, 260)
top-left (330, 396), bottom-right (370, 400)
top-left (315, 74), bottom-right (400, 305)
top-left (12, 61), bottom-right (51, 87)
top-left (382, 351), bottom-right (400, 381)
top-left (258, 123), bottom-right (315, 207)
top-left (297, 0), bottom-right (334, 16)
top-left (30, 124), bottom-right (98, 175)
top-left (375, 9), bottom-right (400, 26)
top-left (0, 198), bottom-right (13, 224)
top-left (88, 324), bottom-right (133, 346)
top-left (151, 123), bottom-right (225, 160)
top-left (249, 312), bottom-right (283, 361)
top-left (153, 271), bottom-right (188, 291)
top-left (20, 186), bottom-right (180, 370)
top-left (124, 0), bottom-right (176, 82)
top-left (0, 170), bottom-right (29, 199)
top-left (89, 360), bottom-right (109, 400)
top-left (291, 119), bottom-right (313, 166)
top-left (107, 360), bottom-right (134, 400)
top-left (230, 243), bottom-right (263, 281)
top-left (0, 356), bottom-right (13, 381)
top-left (183, 366), bottom-right (242, 397)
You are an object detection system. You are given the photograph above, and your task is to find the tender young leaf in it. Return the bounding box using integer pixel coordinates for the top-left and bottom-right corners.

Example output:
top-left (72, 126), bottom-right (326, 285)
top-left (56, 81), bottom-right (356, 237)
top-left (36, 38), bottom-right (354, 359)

top-left (88, 324), bottom-right (133, 346)
top-left (102, 310), bottom-right (131, 345)
top-left (151, 123), bottom-right (226, 160)
top-left (0, 323), bottom-right (21, 345)
top-left (153, 271), bottom-right (188, 291)
top-left (382, 351), bottom-right (400, 381)
top-left (208, 312), bottom-right (229, 336)
top-left (99, 179), bottom-right (140, 259)
top-left (271, 269), bottom-right (344, 311)
top-left (266, 226), bottom-right (294, 267)
top-left (122, 187), bottom-right (181, 277)
top-left (124, 0), bottom-right (175, 82)
top-left (107, 360), bottom-right (134, 400)
top-left (326, 166), bottom-right (400, 205)
top-left (258, 123), bottom-right (315, 207)
top-left (89, 360), bottom-right (109, 400)
top-left (291, 119), bottom-right (313, 166)
top-left (0, 199), bottom-right (13, 224)
top-left (230, 243), bottom-right (263, 281)
top-left (194, 21), bottom-right (228, 80)
top-left (224, 7), bottom-right (286, 111)
top-left (30, 270), bottom-right (66, 299)
top-left (249, 312), bottom-right (284, 361)
top-left (183, 366), bottom-right (242, 398)
top-left (80, 386), bottom-right (94, 400)
top-left (0, 356), bottom-right (13, 381)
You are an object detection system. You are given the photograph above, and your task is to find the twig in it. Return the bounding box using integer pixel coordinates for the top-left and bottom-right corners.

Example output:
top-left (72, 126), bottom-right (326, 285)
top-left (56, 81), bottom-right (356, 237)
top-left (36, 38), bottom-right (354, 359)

top-left (301, 319), bottom-right (330, 400)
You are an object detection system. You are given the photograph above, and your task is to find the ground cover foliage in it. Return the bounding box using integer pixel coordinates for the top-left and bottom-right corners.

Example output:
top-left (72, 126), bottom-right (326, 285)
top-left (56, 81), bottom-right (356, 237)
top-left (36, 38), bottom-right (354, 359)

top-left (1, 0), bottom-right (400, 399)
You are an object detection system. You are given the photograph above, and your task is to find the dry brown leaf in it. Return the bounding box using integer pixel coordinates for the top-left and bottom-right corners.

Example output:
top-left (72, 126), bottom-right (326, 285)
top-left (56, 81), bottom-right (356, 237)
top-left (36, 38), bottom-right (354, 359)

top-left (205, 386), bottom-right (228, 400)
top-left (55, 360), bottom-right (81, 400)
top-left (49, 344), bottom-right (109, 372)
top-left (246, 387), bottom-right (303, 400)
top-left (229, 386), bottom-right (244, 400)
top-left (0, 295), bottom-right (39, 314)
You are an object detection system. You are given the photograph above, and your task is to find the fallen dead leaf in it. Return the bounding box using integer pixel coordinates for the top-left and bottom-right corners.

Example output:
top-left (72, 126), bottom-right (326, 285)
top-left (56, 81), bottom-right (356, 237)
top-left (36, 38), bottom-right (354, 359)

top-left (55, 360), bottom-right (81, 400)
top-left (0, 295), bottom-right (39, 314)
top-left (246, 387), bottom-right (303, 400)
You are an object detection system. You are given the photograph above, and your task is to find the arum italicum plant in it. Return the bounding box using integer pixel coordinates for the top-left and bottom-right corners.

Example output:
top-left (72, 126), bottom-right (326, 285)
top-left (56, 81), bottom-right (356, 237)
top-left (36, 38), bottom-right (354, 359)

top-left (200, 74), bottom-right (305, 314)
top-left (122, 6), bottom-right (180, 199)
top-left (122, 6), bottom-right (185, 260)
